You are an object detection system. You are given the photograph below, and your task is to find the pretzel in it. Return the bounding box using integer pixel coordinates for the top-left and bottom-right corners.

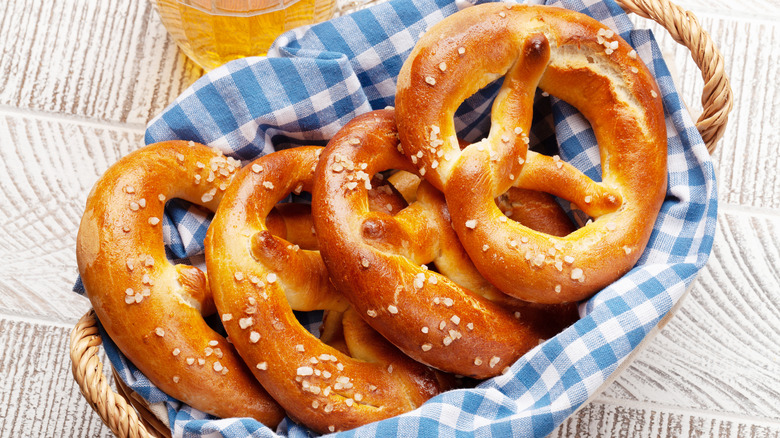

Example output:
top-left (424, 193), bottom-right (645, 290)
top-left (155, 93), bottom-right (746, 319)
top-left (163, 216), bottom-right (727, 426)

top-left (76, 141), bottom-right (283, 425)
top-left (312, 110), bottom-right (577, 378)
top-left (205, 146), bottom-right (452, 434)
top-left (395, 3), bottom-right (667, 303)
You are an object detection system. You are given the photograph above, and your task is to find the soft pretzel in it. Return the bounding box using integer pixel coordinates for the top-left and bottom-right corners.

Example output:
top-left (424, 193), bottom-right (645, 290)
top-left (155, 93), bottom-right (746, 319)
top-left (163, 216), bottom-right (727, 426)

top-left (76, 141), bottom-right (283, 425)
top-left (395, 3), bottom-right (667, 303)
top-left (205, 146), bottom-right (452, 434)
top-left (312, 110), bottom-right (577, 378)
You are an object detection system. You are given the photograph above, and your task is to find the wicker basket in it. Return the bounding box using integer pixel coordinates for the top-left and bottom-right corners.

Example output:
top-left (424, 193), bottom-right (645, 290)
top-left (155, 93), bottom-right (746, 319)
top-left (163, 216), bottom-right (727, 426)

top-left (69, 0), bottom-right (733, 436)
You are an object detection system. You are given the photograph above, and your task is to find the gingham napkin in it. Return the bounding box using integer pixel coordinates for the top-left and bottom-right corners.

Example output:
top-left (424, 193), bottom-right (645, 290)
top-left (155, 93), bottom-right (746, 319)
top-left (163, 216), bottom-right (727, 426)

top-left (77, 0), bottom-right (718, 435)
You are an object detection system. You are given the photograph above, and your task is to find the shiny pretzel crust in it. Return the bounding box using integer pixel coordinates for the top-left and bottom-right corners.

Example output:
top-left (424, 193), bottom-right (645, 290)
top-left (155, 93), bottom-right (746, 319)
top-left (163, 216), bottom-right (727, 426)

top-left (76, 141), bottom-right (283, 425)
top-left (206, 147), bottom-right (452, 434)
top-left (396, 4), bottom-right (667, 303)
top-left (313, 110), bottom-right (577, 378)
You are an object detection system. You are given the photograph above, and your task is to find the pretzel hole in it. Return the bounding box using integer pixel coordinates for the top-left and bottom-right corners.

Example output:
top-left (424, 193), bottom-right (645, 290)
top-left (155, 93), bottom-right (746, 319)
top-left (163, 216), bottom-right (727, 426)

top-left (159, 198), bottom-right (214, 262)
top-left (456, 81), bottom-right (609, 216)
top-left (360, 176), bottom-right (409, 236)
top-left (367, 176), bottom-right (407, 215)
top-left (319, 309), bottom-right (348, 354)
top-left (158, 200), bottom-right (324, 298)
top-left (266, 203), bottom-right (319, 251)
top-left (319, 309), bottom-right (387, 368)
top-left (453, 78), bottom-right (505, 144)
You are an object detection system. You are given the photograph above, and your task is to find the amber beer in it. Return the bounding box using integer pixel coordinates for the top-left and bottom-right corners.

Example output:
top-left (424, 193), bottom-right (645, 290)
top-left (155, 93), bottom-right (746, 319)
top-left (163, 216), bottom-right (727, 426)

top-left (152, 0), bottom-right (336, 71)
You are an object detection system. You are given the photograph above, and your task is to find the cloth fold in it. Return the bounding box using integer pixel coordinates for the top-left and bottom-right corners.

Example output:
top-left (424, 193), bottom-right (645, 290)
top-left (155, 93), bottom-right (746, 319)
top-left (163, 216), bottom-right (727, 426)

top-left (77, 0), bottom-right (718, 436)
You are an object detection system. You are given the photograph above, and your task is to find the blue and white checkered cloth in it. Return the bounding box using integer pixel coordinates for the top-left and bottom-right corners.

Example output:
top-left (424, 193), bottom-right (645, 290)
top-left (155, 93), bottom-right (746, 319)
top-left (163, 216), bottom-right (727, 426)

top-left (79, 0), bottom-right (718, 435)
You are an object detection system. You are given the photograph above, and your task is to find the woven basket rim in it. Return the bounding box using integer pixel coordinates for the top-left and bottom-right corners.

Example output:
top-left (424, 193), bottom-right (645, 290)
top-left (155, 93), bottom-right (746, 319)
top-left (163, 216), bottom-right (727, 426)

top-left (69, 0), bottom-right (733, 436)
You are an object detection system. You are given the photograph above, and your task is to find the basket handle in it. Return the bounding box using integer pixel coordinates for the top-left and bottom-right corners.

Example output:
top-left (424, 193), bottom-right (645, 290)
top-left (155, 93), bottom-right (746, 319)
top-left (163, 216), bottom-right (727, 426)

top-left (614, 0), bottom-right (733, 154)
top-left (69, 310), bottom-right (157, 438)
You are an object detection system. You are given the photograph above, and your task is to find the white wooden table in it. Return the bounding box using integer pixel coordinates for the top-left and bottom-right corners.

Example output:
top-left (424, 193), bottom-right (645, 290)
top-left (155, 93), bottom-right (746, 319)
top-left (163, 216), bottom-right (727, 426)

top-left (1, 0), bottom-right (778, 436)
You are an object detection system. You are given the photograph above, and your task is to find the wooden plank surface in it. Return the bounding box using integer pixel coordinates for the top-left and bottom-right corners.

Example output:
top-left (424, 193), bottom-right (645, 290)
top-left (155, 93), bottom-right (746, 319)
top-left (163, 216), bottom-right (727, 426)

top-left (0, 110), bottom-right (145, 323)
top-left (0, 317), bottom-right (113, 437)
top-left (660, 0), bottom-right (780, 21)
top-left (634, 15), bottom-right (780, 211)
top-left (555, 399), bottom-right (780, 438)
top-left (0, 0), bottom-right (202, 125)
top-left (0, 0), bottom-right (778, 436)
top-left (599, 211), bottom-right (780, 417)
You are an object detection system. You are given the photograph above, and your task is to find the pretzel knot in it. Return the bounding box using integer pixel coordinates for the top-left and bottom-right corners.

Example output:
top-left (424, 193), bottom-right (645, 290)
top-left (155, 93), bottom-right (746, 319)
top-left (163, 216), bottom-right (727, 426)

top-left (205, 146), bottom-right (453, 434)
top-left (395, 4), bottom-right (668, 303)
top-left (313, 110), bottom-right (578, 378)
top-left (76, 141), bottom-right (283, 426)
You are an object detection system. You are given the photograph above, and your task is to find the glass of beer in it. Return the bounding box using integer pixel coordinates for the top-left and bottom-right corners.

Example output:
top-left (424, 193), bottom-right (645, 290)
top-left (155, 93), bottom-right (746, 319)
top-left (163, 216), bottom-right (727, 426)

top-left (151, 0), bottom-right (337, 71)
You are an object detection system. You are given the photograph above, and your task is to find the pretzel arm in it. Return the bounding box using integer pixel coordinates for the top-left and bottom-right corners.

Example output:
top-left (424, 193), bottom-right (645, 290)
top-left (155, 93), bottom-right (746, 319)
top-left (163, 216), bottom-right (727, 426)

top-left (250, 231), bottom-right (348, 312)
top-left (359, 204), bottom-right (439, 266)
top-left (514, 151), bottom-right (622, 217)
top-left (340, 309), bottom-right (456, 406)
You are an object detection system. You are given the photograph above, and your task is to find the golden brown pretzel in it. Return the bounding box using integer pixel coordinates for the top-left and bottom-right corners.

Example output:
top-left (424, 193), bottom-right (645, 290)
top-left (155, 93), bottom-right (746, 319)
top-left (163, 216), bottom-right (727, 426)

top-left (76, 141), bottom-right (283, 425)
top-left (312, 110), bottom-right (576, 378)
top-left (205, 146), bottom-right (452, 434)
top-left (395, 3), bottom-right (667, 303)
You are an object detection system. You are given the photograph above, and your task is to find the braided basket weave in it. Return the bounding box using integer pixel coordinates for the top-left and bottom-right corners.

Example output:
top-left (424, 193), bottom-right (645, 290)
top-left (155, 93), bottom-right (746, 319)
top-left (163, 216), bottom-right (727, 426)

top-left (69, 0), bottom-right (733, 436)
